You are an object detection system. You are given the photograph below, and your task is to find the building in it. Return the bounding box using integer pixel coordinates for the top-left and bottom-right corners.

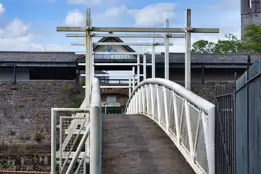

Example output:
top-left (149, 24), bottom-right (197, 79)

top-left (241, 0), bottom-right (261, 37)
top-left (0, 51), bottom-right (79, 81)
top-left (1, 36), bottom-right (261, 108)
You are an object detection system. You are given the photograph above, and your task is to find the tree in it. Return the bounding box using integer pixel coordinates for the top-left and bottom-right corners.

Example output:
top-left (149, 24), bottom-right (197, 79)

top-left (192, 34), bottom-right (242, 54)
top-left (213, 34), bottom-right (242, 54)
top-left (242, 24), bottom-right (261, 53)
top-left (192, 40), bottom-right (215, 53)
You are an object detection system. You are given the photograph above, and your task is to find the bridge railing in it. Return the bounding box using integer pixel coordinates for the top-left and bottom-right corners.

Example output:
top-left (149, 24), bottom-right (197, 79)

top-left (125, 78), bottom-right (215, 174)
top-left (51, 78), bottom-right (102, 174)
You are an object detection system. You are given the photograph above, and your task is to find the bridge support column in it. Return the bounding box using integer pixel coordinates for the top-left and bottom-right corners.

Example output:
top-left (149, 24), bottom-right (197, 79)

top-left (152, 44), bottom-right (155, 78)
top-left (165, 19), bottom-right (170, 80)
top-left (143, 54), bottom-right (146, 80)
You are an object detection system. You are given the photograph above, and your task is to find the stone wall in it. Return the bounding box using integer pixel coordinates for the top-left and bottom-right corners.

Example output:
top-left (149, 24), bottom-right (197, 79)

top-left (0, 80), bottom-right (84, 171)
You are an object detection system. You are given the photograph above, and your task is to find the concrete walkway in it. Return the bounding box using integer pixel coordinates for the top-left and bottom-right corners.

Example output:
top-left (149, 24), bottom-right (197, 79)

top-left (102, 114), bottom-right (194, 174)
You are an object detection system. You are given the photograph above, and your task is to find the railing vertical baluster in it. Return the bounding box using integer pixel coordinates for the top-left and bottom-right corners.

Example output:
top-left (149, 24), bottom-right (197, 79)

top-left (137, 88), bottom-right (141, 113)
top-left (137, 55), bottom-right (140, 83)
top-left (163, 86), bottom-right (169, 131)
top-left (184, 100), bottom-right (193, 155)
top-left (141, 87), bottom-right (145, 114)
top-left (139, 88), bottom-right (142, 114)
top-left (173, 92), bottom-right (180, 145)
top-left (150, 84), bottom-right (155, 117)
top-left (156, 85), bottom-right (161, 123)
top-left (135, 92), bottom-right (138, 113)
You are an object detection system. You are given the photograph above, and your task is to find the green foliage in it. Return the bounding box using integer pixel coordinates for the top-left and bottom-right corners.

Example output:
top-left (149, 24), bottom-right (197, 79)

top-left (0, 140), bottom-right (8, 150)
top-left (192, 24), bottom-right (261, 54)
top-left (242, 24), bottom-right (261, 53)
top-left (214, 34), bottom-right (242, 53)
top-left (33, 152), bottom-right (39, 161)
top-left (10, 129), bottom-right (15, 136)
top-left (192, 40), bottom-right (215, 53)
top-left (80, 79), bottom-right (85, 86)
top-left (33, 133), bottom-right (43, 143)
top-left (192, 34), bottom-right (242, 54)
top-left (11, 84), bottom-right (19, 90)
top-left (65, 84), bottom-right (74, 92)
top-left (73, 95), bottom-right (84, 108)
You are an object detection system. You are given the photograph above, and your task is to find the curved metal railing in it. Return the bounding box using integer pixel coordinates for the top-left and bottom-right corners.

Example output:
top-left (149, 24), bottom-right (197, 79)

top-left (125, 78), bottom-right (215, 174)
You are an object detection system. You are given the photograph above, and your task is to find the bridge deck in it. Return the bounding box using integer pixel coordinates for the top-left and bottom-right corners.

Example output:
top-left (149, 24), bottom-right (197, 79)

top-left (102, 114), bottom-right (194, 174)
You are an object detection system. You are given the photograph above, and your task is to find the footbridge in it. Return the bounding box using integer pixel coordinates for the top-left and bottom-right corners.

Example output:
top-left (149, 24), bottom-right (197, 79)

top-left (52, 7), bottom-right (218, 174)
top-left (51, 77), bottom-right (215, 174)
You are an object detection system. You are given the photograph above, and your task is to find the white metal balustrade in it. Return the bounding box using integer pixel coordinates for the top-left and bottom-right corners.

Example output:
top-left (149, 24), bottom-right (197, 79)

top-left (51, 78), bottom-right (102, 174)
top-left (126, 78), bottom-right (215, 174)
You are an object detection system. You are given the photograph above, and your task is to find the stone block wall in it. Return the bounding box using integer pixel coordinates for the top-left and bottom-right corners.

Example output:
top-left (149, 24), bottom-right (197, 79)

top-left (0, 80), bottom-right (84, 171)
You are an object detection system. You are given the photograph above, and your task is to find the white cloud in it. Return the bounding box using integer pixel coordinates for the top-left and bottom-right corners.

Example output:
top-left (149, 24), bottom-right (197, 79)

top-left (105, 5), bottom-right (127, 17)
top-left (128, 3), bottom-right (176, 27)
top-left (67, 0), bottom-right (102, 6)
top-left (0, 19), bottom-right (29, 38)
top-left (0, 18), bottom-right (69, 51)
top-left (65, 11), bottom-right (85, 26)
top-left (0, 3), bottom-right (5, 14)
top-left (91, 3), bottom-right (176, 27)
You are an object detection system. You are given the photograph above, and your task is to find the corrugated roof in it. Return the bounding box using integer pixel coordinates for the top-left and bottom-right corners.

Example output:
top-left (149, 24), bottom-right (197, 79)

top-left (0, 51), bottom-right (80, 62)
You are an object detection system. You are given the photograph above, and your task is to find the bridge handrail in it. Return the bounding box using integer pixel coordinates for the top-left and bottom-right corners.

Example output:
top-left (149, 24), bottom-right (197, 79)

top-left (126, 78), bottom-right (214, 114)
top-left (51, 78), bottom-right (102, 174)
top-left (125, 78), bottom-right (215, 174)
top-left (90, 78), bottom-right (102, 174)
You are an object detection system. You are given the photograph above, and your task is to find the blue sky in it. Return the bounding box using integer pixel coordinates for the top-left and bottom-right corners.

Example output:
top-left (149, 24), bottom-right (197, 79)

top-left (0, 0), bottom-right (240, 52)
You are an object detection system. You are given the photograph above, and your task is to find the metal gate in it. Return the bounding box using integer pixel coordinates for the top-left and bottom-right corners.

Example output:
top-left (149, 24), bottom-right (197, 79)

top-left (235, 59), bottom-right (261, 174)
top-left (215, 83), bottom-right (236, 174)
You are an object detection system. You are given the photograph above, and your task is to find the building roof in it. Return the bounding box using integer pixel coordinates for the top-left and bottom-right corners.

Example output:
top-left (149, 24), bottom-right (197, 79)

top-left (93, 53), bottom-right (261, 65)
top-left (1, 51), bottom-right (261, 67)
top-left (0, 51), bottom-right (80, 63)
top-left (93, 37), bottom-right (136, 52)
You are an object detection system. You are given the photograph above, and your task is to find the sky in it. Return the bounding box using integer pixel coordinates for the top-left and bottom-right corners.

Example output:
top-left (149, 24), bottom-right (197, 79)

top-left (0, 0), bottom-right (240, 53)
